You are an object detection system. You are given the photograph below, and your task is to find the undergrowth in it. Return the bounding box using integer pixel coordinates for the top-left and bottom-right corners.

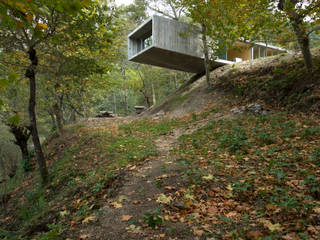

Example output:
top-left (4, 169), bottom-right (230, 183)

top-left (170, 112), bottom-right (320, 239)
top-left (0, 119), bottom-right (181, 239)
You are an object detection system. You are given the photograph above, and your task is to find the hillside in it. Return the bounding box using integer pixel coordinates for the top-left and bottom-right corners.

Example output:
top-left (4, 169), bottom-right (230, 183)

top-left (1, 50), bottom-right (320, 240)
top-left (144, 48), bottom-right (320, 118)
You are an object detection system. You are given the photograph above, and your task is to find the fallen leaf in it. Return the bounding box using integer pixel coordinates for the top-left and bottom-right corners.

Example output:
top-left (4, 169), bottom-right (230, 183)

top-left (193, 228), bottom-right (204, 236)
top-left (258, 219), bottom-right (282, 232)
top-left (82, 215), bottom-right (96, 224)
top-left (282, 232), bottom-right (299, 240)
top-left (313, 207), bottom-right (320, 214)
top-left (59, 210), bottom-right (69, 217)
top-left (207, 206), bottom-right (218, 215)
top-left (129, 165), bottom-right (136, 170)
top-left (246, 230), bottom-right (263, 239)
top-left (156, 194), bottom-right (172, 204)
top-left (202, 174), bottom-right (214, 180)
top-left (121, 215), bottom-right (133, 221)
top-left (109, 201), bottom-right (123, 209)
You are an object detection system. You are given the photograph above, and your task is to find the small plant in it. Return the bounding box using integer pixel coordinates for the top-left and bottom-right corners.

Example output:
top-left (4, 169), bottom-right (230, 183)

top-left (142, 208), bottom-right (163, 229)
top-left (270, 169), bottom-right (286, 184)
top-left (155, 179), bottom-right (163, 188)
top-left (191, 113), bottom-right (197, 121)
top-left (92, 181), bottom-right (103, 194)
top-left (254, 128), bottom-right (275, 145)
top-left (37, 224), bottom-right (62, 240)
top-left (301, 174), bottom-right (320, 199)
top-left (302, 126), bottom-right (320, 140)
top-left (310, 147), bottom-right (320, 166)
top-left (232, 179), bottom-right (253, 200)
top-left (218, 127), bottom-right (248, 154)
top-left (76, 204), bottom-right (89, 218)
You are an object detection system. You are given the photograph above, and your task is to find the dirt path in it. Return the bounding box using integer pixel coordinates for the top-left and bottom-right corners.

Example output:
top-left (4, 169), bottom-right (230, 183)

top-left (80, 128), bottom-right (192, 240)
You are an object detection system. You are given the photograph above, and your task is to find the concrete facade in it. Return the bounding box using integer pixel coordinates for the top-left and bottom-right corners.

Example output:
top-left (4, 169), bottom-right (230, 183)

top-left (128, 15), bottom-right (288, 73)
top-left (128, 15), bottom-right (206, 73)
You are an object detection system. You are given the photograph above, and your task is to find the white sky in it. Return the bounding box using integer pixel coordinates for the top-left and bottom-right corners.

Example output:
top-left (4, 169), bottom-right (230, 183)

top-left (115, 0), bottom-right (134, 6)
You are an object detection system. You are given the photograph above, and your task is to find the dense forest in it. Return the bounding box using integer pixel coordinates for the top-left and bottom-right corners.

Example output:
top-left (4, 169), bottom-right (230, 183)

top-left (0, 0), bottom-right (320, 239)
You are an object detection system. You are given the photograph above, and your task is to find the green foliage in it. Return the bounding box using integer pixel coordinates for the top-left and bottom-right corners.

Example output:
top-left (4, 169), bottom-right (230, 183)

top-left (302, 126), bottom-right (320, 140)
top-left (18, 189), bottom-right (48, 224)
top-left (37, 225), bottom-right (61, 240)
top-left (218, 127), bottom-right (248, 154)
top-left (142, 208), bottom-right (163, 229)
top-left (310, 147), bottom-right (320, 166)
top-left (301, 174), bottom-right (320, 197)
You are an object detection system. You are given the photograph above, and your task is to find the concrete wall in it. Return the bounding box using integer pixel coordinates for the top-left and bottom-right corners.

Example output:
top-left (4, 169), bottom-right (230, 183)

top-left (152, 15), bottom-right (203, 58)
top-left (128, 18), bottom-right (153, 59)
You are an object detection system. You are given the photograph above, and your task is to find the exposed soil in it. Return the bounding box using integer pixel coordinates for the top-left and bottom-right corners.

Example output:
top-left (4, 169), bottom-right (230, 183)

top-left (76, 127), bottom-right (190, 240)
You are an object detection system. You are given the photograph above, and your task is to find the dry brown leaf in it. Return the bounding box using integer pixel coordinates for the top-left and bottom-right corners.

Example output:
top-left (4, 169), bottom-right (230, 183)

top-left (193, 228), bottom-right (204, 236)
top-left (109, 201), bottom-right (122, 209)
top-left (258, 219), bottom-right (282, 232)
top-left (121, 215), bottom-right (133, 221)
top-left (246, 230), bottom-right (263, 239)
top-left (207, 206), bottom-right (218, 215)
top-left (79, 234), bottom-right (88, 240)
top-left (82, 215), bottom-right (96, 224)
top-left (282, 232), bottom-right (299, 240)
top-left (313, 207), bottom-right (320, 214)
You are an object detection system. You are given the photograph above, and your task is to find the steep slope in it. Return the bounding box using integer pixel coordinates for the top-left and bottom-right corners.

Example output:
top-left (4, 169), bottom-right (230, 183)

top-left (143, 48), bottom-right (320, 118)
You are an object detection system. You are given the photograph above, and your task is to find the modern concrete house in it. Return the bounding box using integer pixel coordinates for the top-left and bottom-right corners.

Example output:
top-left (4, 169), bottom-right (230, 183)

top-left (128, 15), bottom-right (287, 73)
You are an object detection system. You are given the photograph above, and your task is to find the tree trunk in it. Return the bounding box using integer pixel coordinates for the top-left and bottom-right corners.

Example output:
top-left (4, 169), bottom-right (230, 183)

top-left (48, 110), bottom-right (57, 129)
top-left (121, 66), bottom-right (129, 115)
top-left (8, 124), bottom-right (30, 162)
top-left (151, 80), bottom-right (156, 106)
top-left (113, 93), bottom-right (117, 115)
top-left (291, 21), bottom-right (313, 70)
top-left (26, 47), bottom-right (48, 185)
top-left (202, 24), bottom-right (211, 88)
top-left (174, 73), bottom-right (178, 90)
top-left (70, 109), bottom-right (76, 122)
top-left (53, 102), bottom-right (63, 135)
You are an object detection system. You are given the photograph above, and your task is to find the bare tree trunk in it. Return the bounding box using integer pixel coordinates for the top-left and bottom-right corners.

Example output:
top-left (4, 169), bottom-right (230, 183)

top-left (53, 102), bottom-right (63, 135)
top-left (26, 47), bottom-right (48, 185)
top-left (8, 124), bottom-right (30, 162)
top-left (278, 0), bottom-right (313, 71)
top-left (121, 66), bottom-right (129, 115)
top-left (291, 21), bottom-right (313, 70)
top-left (174, 73), bottom-right (178, 90)
top-left (70, 109), bottom-right (76, 122)
top-left (48, 110), bottom-right (57, 129)
top-left (113, 93), bottom-right (117, 115)
top-left (138, 71), bottom-right (151, 108)
top-left (151, 80), bottom-right (156, 106)
top-left (202, 24), bottom-right (211, 88)
top-left (139, 89), bottom-right (151, 108)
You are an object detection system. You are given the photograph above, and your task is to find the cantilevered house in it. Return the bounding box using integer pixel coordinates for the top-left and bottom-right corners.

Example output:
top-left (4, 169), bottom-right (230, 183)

top-left (128, 15), bottom-right (287, 73)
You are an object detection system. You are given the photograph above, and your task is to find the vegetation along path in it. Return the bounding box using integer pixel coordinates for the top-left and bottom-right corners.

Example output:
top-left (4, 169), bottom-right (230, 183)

top-left (80, 119), bottom-right (193, 239)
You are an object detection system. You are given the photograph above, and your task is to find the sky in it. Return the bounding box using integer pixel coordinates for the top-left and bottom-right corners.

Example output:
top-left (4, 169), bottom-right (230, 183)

top-left (115, 0), bottom-right (134, 6)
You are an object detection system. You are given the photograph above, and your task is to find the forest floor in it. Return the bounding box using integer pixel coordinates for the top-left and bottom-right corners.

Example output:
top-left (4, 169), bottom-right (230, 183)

top-left (1, 50), bottom-right (320, 240)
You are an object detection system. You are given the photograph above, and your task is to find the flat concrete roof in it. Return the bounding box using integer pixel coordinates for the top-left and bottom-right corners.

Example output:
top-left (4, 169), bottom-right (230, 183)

top-left (128, 17), bottom-right (152, 39)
